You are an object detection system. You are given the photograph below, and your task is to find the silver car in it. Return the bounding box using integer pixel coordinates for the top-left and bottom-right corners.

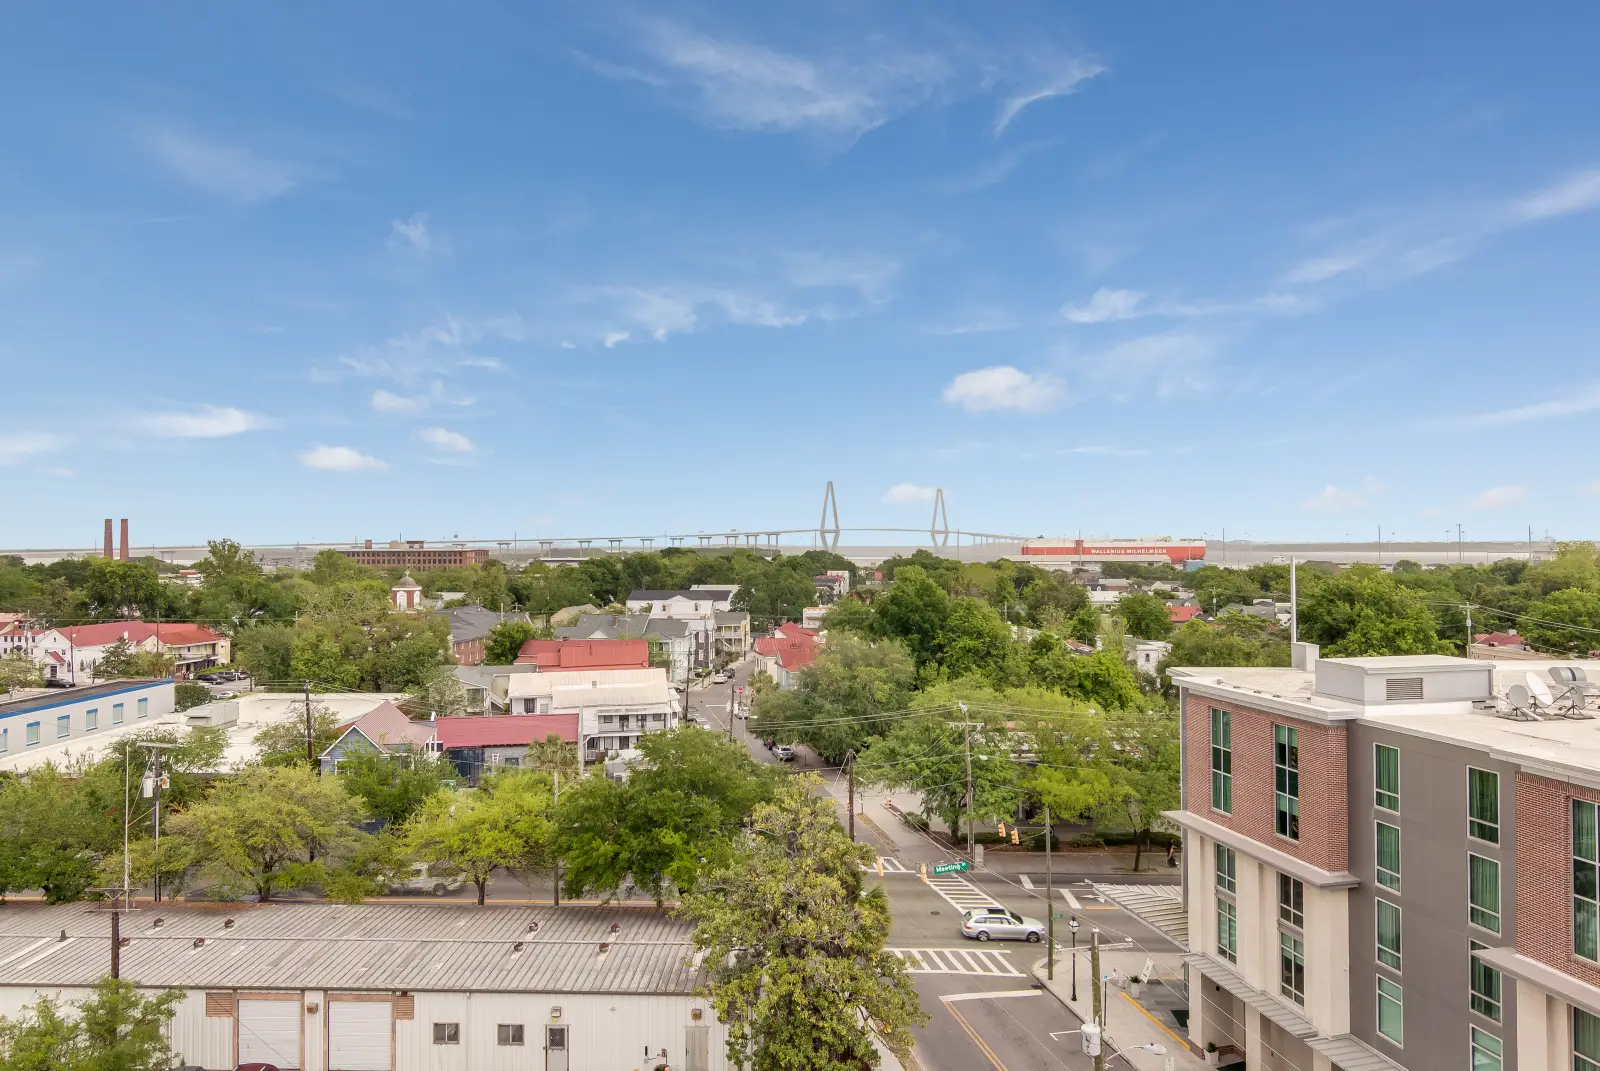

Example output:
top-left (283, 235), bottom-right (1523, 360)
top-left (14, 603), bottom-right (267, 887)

top-left (961, 908), bottom-right (1045, 943)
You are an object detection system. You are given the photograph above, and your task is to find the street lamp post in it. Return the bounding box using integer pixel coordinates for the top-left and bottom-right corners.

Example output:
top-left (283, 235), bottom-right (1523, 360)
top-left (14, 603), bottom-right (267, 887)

top-left (1069, 915), bottom-right (1080, 1001)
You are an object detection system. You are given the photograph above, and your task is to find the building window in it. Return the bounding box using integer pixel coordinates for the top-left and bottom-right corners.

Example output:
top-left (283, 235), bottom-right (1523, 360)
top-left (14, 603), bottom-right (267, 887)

top-left (1217, 898), bottom-right (1238, 964)
top-left (1376, 821), bottom-right (1401, 891)
top-left (432, 1023), bottom-right (460, 1045)
top-left (86, 708), bottom-right (98, 731)
top-left (497, 1024), bottom-right (525, 1046)
top-left (1470, 1027), bottom-right (1502, 1071)
top-left (1470, 941), bottom-right (1502, 1022)
top-left (1279, 874), bottom-right (1304, 929)
top-left (1376, 900), bottom-right (1402, 971)
top-left (1275, 724), bottom-right (1299, 840)
top-left (1468, 854), bottom-right (1500, 934)
top-left (136, 698), bottom-right (147, 719)
top-left (1375, 743), bottom-right (1400, 812)
top-left (1211, 708), bottom-right (1232, 813)
top-left (1215, 844), bottom-right (1236, 894)
top-left (26, 721), bottom-right (40, 746)
top-left (1376, 977), bottom-right (1403, 1045)
top-left (1577, 1008), bottom-right (1600, 1071)
top-left (1577, 800), bottom-right (1600, 961)
top-left (0, 728), bottom-right (7, 753)
top-left (1468, 768), bottom-right (1499, 844)
top-left (56, 714), bottom-right (70, 738)
top-left (1279, 931), bottom-right (1306, 1006)
top-left (113, 703), bottom-right (125, 725)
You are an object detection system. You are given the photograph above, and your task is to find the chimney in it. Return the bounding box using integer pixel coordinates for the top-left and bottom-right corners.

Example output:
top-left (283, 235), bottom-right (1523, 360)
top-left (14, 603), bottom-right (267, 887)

top-left (119, 519), bottom-right (129, 562)
top-left (103, 518), bottom-right (113, 559)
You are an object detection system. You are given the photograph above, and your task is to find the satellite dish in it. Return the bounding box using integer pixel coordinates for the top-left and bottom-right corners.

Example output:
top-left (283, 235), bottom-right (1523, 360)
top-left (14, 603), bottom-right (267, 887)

top-left (1507, 684), bottom-right (1531, 709)
top-left (1527, 672), bottom-right (1555, 705)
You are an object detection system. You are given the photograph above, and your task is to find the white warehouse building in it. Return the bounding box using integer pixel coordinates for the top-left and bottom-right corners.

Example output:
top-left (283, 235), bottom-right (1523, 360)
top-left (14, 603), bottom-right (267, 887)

top-left (0, 902), bottom-right (729, 1071)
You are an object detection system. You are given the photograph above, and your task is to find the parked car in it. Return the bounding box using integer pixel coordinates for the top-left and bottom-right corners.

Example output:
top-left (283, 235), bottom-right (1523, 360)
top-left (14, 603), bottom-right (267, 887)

top-left (43, 678), bottom-right (73, 689)
top-left (387, 863), bottom-right (464, 896)
top-left (961, 909), bottom-right (1044, 943)
top-left (772, 744), bottom-right (796, 762)
top-left (223, 670), bottom-right (247, 681)
top-left (712, 671), bottom-right (729, 684)
top-left (196, 673), bottom-right (221, 683)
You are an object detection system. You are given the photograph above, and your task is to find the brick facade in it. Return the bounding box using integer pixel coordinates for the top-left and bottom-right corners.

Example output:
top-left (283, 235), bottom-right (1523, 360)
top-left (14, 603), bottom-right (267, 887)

top-left (1183, 692), bottom-right (1349, 873)
top-left (1515, 771), bottom-right (1600, 987)
top-left (453, 638), bottom-right (485, 666)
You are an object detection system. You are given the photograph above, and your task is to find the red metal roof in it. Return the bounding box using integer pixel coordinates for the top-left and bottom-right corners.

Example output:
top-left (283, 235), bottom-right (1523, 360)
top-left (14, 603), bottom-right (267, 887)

top-left (435, 714), bottom-right (579, 748)
top-left (52, 622), bottom-right (223, 647)
top-left (1168, 605), bottom-right (1204, 624)
top-left (514, 639), bottom-right (650, 670)
top-left (1474, 632), bottom-right (1526, 647)
top-left (774, 622), bottom-right (818, 640)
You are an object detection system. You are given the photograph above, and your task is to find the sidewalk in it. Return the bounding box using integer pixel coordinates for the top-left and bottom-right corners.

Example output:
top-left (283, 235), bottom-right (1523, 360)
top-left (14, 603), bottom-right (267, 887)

top-left (1031, 948), bottom-right (1204, 1071)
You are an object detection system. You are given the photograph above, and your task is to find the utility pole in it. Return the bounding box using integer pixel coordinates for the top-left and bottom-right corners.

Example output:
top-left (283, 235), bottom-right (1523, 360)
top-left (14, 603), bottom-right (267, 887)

top-left (846, 751), bottom-right (856, 842)
top-left (552, 770), bottom-right (561, 907)
top-left (304, 681), bottom-right (316, 772)
top-left (1091, 927), bottom-right (1105, 1071)
top-left (1458, 523), bottom-right (1464, 564)
top-left (1465, 603), bottom-right (1474, 653)
top-left (1289, 558), bottom-right (1298, 645)
top-left (963, 719), bottom-right (975, 860)
top-left (1045, 803), bottom-right (1054, 981)
top-left (138, 743), bottom-right (174, 903)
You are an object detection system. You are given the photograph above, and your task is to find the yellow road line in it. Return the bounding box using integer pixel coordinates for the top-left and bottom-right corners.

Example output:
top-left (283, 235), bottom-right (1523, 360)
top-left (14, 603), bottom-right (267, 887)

top-left (1121, 990), bottom-right (1189, 1050)
top-left (943, 1000), bottom-right (1009, 1071)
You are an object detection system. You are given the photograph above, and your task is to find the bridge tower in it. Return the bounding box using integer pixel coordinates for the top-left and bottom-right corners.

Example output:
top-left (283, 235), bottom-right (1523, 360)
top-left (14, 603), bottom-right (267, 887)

top-left (819, 481), bottom-right (841, 548)
top-left (930, 488), bottom-right (950, 547)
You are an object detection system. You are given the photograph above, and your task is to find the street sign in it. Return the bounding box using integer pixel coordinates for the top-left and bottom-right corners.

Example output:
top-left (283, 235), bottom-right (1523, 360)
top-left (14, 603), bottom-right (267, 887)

top-left (931, 861), bottom-right (970, 874)
top-left (1052, 912), bottom-right (1064, 919)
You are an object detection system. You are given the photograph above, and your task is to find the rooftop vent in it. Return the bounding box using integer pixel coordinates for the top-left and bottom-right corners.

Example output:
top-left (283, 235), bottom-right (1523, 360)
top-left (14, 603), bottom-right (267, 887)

top-left (1385, 677), bottom-right (1425, 701)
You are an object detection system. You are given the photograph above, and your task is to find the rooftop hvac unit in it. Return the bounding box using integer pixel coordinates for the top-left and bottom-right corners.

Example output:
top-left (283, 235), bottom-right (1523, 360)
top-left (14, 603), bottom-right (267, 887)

top-left (185, 700), bottom-right (240, 729)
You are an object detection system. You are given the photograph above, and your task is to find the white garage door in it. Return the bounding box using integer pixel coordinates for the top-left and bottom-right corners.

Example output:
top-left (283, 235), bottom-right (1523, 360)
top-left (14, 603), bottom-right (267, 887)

top-left (329, 999), bottom-right (393, 1071)
top-left (238, 998), bottom-right (302, 1069)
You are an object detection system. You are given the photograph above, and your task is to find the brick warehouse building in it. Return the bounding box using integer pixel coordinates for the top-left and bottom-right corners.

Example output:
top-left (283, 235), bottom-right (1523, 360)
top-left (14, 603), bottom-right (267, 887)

top-left (1169, 648), bottom-right (1600, 1071)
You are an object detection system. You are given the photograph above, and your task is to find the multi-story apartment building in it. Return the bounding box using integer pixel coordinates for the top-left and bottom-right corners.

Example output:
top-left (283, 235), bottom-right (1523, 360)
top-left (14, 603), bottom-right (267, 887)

top-left (1170, 647), bottom-right (1600, 1071)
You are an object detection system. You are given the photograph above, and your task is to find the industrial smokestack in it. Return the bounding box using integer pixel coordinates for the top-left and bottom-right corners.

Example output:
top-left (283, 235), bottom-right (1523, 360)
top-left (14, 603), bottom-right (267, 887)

top-left (119, 519), bottom-right (129, 562)
top-left (103, 519), bottom-right (113, 559)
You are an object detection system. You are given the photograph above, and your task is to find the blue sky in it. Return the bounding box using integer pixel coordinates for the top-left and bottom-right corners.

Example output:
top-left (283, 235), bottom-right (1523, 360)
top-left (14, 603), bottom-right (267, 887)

top-left (4, 3), bottom-right (1600, 549)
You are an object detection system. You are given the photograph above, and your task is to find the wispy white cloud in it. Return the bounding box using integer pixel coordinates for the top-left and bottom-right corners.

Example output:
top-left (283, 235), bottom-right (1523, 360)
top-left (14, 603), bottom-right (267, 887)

top-left (319, 315), bottom-right (523, 384)
top-left (1058, 445), bottom-right (1151, 458)
top-left (993, 58), bottom-right (1105, 135)
top-left (1061, 287), bottom-right (1145, 324)
top-left (1303, 477), bottom-right (1385, 512)
top-left (139, 406), bottom-right (271, 438)
top-left (786, 251), bottom-right (900, 303)
top-left (299, 444), bottom-right (386, 472)
top-left (1515, 167), bottom-right (1600, 221)
top-left (1090, 331), bottom-right (1217, 397)
top-left (883, 482), bottom-right (938, 504)
top-left (0, 433), bottom-right (66, 465)
top-left (942, 365), bottom-right (1063, 413)
top-left (1469, 382), bottom-right (1600, 427)
top-left (418, 427), bottom-right (476, 454)
top-left (133, 123), bottom-right (307, 201)
top-left (390, 213), bottom-right (449, 257)
top-left (372, 389), bottom-right (428, 413)
top-left (581, 285), bottom-right (807, 345)
top-left (1283, 251), bottom-right (1374, 285)
top-left (583, 17), bottom-right (947, 137)
top-left (1471, 485), bottom-right (1527, 510)
top-left (937, 142), bottom-right (1046, 194)
top-left (924, 310), bottom-right (1017, 336)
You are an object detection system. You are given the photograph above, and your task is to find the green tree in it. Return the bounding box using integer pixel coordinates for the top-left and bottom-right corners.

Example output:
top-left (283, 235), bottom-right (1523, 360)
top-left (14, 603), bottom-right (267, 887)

top-left (254, 702), bottom-right (344, 769)
top-left (336, 752), bottom-right (451, 826)
top-left (195, 539), bottom-right (261, 583)
top-left (679, 775), bottom-right (924, 1071)
top-left (1117, 592), bottom-right (1174, 641)
top-left (233, 622), bottom-right (295, 687)
top-left (870, 566), bottom-right (951, 666)
top-left (733, 569), bottom-right (818, 631)
top-left (855, 683), bottom-right (1026, 839)
top-left (164, 764), bottom-right (367, 900)
top-left (93, 638), bottom-right (137, 678)
top-left (1520, 588), bottom-right (1600, 655)
top-left (173, 681), bottom-right (211, 711)
top-left (306, 549), bottom-right (368, 586)
top-left (819, 598), bottom-right (875, 635)
top-left (404, 769), bottom-right (555, 904)
top-left (522, 733), bottom-right (581, 778)
top-left (1066, 604), bottom-right (1101, 646)
top-left (1298, 564), bottom-right (1450, 656)
top-left (749, 634), bottom-right (916, 763)
top-left (483, 620), bottom-right (535, 665)
top-left (0, 651), bottom-right (43, 695)
top-left (1027, 640), bottom-right (1146, 711)
top-left (933, 598), bottom-right (1018, 685)
top-left (1160, 615), bottom-right (1290, 674)
top-left (0, 766), bottom-right (102, 902)
top-left (0, 977), bottom-right (183, 1071)
top-left (556, 728), bottom-right (777, 903)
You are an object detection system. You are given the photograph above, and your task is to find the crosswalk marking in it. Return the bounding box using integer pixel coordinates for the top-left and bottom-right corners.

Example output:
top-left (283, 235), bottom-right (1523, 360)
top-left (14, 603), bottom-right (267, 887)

top-left (1059, 887), bottom-right (1082, 910)
top-left (923, 871), bottom-right (1000, 913)
top-left (1019, 875), bottom-right (1034, 890)
top-left (860, 857), bottom-right (910, 874)
top-left (886, 947), bottom-right (1024, 977)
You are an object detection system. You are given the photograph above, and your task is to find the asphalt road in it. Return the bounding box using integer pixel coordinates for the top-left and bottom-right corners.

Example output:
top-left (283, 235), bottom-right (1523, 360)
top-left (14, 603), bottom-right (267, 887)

top-left (875, 868), bottom-right (1184, 1071)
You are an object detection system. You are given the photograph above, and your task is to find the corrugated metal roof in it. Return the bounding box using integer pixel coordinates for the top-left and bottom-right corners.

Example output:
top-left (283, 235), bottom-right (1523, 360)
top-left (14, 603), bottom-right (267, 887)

top-left (1183, 952), bottom-right (1316, 1039)
top-left (1306, 1034), bottom-right (1406, 1071)
top-left (0, 903), bottom-right (703, 995)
